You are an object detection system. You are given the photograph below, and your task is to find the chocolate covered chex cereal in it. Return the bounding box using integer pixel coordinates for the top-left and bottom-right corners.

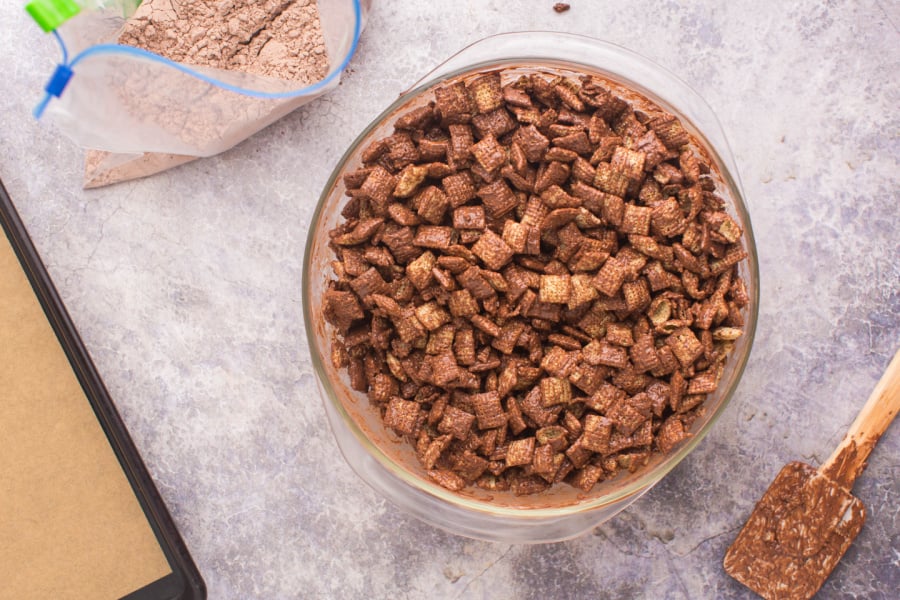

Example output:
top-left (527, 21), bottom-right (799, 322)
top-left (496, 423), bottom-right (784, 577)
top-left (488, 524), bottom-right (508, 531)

top-left (646, 113), bottom-right (690, 149)
top-left (405, 250), bottom-right (436, 290)
top-left (500, 164), bottom-right (534, 193)
top-left (571, 464), bottom-right (605, 492)
top-left (567, 239), bottom-right (608, 273)
top-left (457, 265), bottom-right (495, 299)
top-left (450, 450), bottom-right (490, 482)
top-left (541, 345), bottom-right (579, 378)
top-left (447, 124), bottom-right (474, 163)
top-left (554, 81), bottom-right (585, 112)
top-left (512, 124), bottom-right (550, 163)
top-left (502, 83), bottom-right (532, 107)
top-left (587, 84), bottom-right (629, 121)
top-left (605, 322), bottom-right (634, 347)
top-left (435, 81), bottom-right (474, 124)
top-left (548, 123), bottom-right (583, 138)
top-left (349, 267), bottom-right (389, 300)
top-left (499, 220), bottom-right (527, 253)
top-left (571, 157), bottom-right (597, 184)
top-left (387, 202), bottom-right (421, 226)
top-left (609, 146), bottom-right (647, 180)
top-left (394, 105), bottom-right (435, 132)
top-left (446, 290), bottom-right (476, 320)
top-left (468, 72), bottom-right (504, 114)
top-left (538, 274), bottom-right (572, 304)
top-left (437, 255), bottom-right (471, 274)
top-left (580, 414), bottom-right (614, 453)
top-left (545, 147), bottom-right (579, 163)
top-left (417, 138), bottom-right (448, 162)
top-left (471, 134), bottom-right (507, 173)
top-left (471, 391), bottom-right (507, 430)
top-left (359, 166), bottom-right (396, 211)
top-left (384, 133), bottom-right (420, 169)
top-left (621, 204), bottom-right (653, 236)
top-left (622, 278), bottom-right (651, 312)
top-left (540, 377), bottom-right (573, 407)
top-left (413, 225), bottom-right (454, 249)
top-left (607, 395), bottom-right (652, 436)
top-left (535, 425), bottom-right (568, 452)
top-left (505, 437), bottom-right (536, 467)
top-left (586, 382), bottom-right (627, 415)
top-left (438, 405), bottom-right (476, 440)
top-left (667, 327), bottom-right (705, 367)
top-left (535, 162), bottom-right (571, 193)
top-left (426, 326), bottom-right (455, 356)
top-left (593, 254), bottom-right (630, 297)
top-left (595, 341), bottom-right (631, 369)
top-left (567, 274), bottom-right (599, 309)
top-left (415, 302), bottom-right (451, 331)
top-left (593, 162), bottom-right (630, 197)
top-left (393, 307), bottom-right (427, 345)
top-left (470, 314), bottom-right (502, 338)
top-left (511, 475), bottom-right (551, 496)
top-left (656, 416), bottom-right (689, 453)
top-left (492, 321), bottom-right (526, 355)
top-left (427, 469), bottom-right (466, 491)
top-left (589, 135), bottom-right (625, 165)
top-left (415, 186), bottom-right (449, 225)
top-left (520, 386), bottom-right (562, 427)
top-left (687, 366), bottom-right (722, 394)
top-left (325, 66), bottom-right (749, 495)
top-left (553, 131), bottom-right (592, 155)
top-left (368, 372), bottom-right (397, 404)
top-left (425, 162), bottom-right (455, 179)
top-left (630, 331), bottom-right (661, 373)
top-left (540, 184), bottom-right (580, 209)
top-left (564, 438), bottom-right (593, 469)
top-left (471, 229), bottom-right (514, 270)
top-left (561, 410), bottom-right (586, 437)
top-left (548, 333), bottom-right (582, 351)
top-left (710, 245), bottom-right (749, 275)
top-left (476, 179), bottom-right (518, 218)
top-left (532, 444), bottom-right (562, 480)
top-left (384, 397), bottom-right (421, 436)
top-left (324, 290), bottom-right (364, 333)
top-left (472, 108), bottom-right (517, 139)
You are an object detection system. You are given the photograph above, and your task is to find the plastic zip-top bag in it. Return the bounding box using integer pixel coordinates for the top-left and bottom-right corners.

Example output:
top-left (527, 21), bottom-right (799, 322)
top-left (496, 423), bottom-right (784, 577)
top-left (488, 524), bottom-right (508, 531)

top-left (27, 0), bottom-right (368, 187)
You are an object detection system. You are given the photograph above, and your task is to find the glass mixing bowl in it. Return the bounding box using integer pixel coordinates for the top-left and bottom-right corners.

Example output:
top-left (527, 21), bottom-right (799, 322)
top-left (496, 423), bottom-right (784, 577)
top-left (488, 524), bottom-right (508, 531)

top-left (303, 32), bottom-right (759, 543)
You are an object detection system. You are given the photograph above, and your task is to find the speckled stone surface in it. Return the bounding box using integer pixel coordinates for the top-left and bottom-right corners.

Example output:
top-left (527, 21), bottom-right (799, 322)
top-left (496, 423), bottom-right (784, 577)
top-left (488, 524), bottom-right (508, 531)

top-left (1, 1), bottom-right (898, 598)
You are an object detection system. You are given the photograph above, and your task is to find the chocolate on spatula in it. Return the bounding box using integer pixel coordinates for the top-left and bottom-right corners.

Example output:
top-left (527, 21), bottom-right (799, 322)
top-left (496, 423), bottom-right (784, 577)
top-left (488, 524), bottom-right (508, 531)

top-left (724, 348), bottom-right (900, 600)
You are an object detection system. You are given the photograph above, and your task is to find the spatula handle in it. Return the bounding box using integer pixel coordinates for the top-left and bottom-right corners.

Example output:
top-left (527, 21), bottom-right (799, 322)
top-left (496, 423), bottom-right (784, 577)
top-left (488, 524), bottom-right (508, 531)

top-left (820, 348), bottom-right (900, 489)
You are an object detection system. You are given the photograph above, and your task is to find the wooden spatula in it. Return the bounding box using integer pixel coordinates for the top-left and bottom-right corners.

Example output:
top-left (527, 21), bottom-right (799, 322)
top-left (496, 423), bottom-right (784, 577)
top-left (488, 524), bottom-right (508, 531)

top-left (724, 348), bottom-right (900, 600)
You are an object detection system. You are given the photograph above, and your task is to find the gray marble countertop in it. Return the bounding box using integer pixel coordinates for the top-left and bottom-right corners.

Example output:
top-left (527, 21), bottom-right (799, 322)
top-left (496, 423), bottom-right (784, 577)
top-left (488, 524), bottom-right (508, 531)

top-left (2, 2), bottom-right (898, 598)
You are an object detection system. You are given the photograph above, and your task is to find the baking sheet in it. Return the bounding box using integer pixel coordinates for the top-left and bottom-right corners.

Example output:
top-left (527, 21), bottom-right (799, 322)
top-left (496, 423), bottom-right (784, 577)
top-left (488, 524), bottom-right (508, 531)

top-left (0, 210), bottom-right (172, 599)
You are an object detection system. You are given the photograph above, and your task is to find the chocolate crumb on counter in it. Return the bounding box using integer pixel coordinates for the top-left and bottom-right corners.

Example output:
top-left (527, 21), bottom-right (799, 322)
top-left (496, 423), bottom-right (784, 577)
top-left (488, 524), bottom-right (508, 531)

top-left (323, 67), bottom-right (749, 495)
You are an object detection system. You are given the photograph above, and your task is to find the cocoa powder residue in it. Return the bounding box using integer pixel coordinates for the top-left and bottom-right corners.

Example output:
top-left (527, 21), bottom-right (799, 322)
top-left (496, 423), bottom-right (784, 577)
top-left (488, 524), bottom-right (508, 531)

top-left (118, 0), bottom-right (329, 84)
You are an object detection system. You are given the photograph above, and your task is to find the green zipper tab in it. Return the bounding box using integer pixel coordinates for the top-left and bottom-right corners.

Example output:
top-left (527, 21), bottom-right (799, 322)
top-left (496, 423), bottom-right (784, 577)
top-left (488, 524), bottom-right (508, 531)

top-left (25, 0), bottom-right (81, 33)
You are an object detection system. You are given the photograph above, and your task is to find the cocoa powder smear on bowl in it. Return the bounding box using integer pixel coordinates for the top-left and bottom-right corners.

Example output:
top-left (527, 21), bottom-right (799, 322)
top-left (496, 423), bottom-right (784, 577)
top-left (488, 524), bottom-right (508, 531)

top-left (323, 68), bottom-right (749, 496)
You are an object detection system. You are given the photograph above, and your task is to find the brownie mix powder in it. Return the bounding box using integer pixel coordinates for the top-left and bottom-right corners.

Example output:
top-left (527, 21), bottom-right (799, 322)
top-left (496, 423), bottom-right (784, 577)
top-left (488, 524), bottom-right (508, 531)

top-left (118, 0), bottom-right (329, 83)
top-left (84, 0), bottom-right (331, 187)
